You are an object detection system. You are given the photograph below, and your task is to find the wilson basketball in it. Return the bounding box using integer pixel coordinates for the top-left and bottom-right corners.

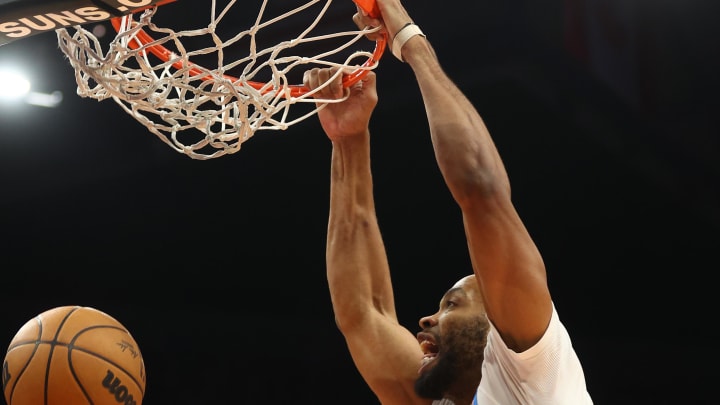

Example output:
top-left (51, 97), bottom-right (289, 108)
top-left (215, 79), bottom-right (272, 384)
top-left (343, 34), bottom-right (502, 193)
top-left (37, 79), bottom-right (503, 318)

top-left (2, 306), bottom-right (146, 405)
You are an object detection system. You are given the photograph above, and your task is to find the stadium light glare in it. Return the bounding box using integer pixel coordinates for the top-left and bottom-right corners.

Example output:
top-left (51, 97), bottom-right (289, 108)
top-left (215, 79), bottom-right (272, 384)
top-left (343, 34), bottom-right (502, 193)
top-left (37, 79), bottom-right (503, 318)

top-left (0, 69), bottom-right (31, 99)
top-left (0, 67), bottom-right (62, 108)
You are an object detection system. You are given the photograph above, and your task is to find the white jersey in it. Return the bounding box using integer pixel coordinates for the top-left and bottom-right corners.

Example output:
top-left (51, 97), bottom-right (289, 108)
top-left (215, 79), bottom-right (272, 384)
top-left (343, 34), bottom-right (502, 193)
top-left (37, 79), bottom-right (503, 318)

top-left (433, 304), bottom-right (592, 405)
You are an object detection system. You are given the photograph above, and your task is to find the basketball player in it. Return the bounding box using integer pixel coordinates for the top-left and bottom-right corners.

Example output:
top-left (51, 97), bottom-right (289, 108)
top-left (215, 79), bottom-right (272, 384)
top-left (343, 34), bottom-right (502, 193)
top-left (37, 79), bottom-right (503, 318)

top-left (302, 0), bottom-right (594, 404)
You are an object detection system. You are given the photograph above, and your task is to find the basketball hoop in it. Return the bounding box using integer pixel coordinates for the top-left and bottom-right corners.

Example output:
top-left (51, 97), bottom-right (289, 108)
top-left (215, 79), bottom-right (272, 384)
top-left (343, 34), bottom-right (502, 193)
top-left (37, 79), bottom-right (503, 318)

top-left (56, 0), bottom-right (386, 160)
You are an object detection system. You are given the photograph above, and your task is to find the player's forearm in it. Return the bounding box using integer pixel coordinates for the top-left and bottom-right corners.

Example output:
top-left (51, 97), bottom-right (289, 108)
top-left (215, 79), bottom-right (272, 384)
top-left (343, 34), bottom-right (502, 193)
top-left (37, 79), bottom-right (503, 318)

top-left (326, 133), bottom-right (396, 331)
top-left (404, 37), bottom-right (511, 206)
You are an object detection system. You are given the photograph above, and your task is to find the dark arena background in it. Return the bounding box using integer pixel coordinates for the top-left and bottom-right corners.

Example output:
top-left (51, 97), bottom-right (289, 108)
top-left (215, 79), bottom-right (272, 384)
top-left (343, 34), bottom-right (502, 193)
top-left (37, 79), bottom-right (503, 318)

top-left (1, 0), bottom-right (718, 403)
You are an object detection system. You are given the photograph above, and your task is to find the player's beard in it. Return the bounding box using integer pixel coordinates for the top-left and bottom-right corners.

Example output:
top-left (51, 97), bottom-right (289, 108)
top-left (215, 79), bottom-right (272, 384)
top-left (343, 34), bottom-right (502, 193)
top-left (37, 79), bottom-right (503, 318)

top-left (414, 317), bottom-right (488, 400)
top-left (414, 346), bottom-right (462, 399)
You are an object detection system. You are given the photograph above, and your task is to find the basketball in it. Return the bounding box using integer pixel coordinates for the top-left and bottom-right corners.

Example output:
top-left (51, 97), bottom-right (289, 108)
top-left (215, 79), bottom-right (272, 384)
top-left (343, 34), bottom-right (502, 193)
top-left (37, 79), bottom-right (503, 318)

top-left (2, 306), bottom-right (146, 405)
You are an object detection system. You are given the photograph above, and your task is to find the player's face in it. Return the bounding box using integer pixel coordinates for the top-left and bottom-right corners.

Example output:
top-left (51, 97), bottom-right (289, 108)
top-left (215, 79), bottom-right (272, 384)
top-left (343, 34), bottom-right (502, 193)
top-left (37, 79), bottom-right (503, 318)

top-left (414, 276), bottom-right (489, 400)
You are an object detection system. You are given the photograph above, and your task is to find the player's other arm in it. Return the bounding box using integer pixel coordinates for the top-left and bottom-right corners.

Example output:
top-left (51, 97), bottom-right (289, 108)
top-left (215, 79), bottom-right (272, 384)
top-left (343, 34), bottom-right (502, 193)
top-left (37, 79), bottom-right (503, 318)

top-left (310, 69), bottom-right (431, 405)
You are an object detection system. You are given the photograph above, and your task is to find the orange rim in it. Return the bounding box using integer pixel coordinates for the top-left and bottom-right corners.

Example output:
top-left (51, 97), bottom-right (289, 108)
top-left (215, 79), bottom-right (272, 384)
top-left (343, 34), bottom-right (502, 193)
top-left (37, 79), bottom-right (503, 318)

top-left (110, 17), bottom-right (387, 98)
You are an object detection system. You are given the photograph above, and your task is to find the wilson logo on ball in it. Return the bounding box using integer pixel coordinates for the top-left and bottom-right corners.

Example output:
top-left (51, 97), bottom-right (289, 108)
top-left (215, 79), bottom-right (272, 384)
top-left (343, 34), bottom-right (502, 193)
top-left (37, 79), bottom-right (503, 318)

top-left (2, 360), bottom-right (10, 387)
top-left (103, 370), bottom-right (139, 405)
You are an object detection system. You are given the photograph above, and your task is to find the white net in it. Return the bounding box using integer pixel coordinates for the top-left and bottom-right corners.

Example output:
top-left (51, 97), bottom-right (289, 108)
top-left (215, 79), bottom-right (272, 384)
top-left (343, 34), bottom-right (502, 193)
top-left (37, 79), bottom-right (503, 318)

top-left (56, 0), bottom-right (384, 159)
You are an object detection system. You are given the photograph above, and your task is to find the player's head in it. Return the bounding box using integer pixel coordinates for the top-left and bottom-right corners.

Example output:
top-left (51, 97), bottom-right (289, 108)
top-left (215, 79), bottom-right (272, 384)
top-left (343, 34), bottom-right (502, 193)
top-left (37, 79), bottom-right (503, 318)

top-left (414, 275), bottom-right (489, 400)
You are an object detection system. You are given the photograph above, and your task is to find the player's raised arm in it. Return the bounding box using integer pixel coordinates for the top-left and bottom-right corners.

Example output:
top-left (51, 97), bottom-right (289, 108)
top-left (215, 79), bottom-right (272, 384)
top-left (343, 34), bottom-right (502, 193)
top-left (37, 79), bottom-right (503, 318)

top-left (361, 0), bottom-right (552, 352)
top-left (305, 67), bottom-right (432, 405)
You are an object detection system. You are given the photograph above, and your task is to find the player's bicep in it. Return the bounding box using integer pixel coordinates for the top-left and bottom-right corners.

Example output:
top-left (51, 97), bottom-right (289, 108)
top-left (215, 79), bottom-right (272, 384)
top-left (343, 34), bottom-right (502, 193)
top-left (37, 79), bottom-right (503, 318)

top-left (462, 200), bottom-right (553, 352)
top-left (342, 315), bottom-right (431, 405)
